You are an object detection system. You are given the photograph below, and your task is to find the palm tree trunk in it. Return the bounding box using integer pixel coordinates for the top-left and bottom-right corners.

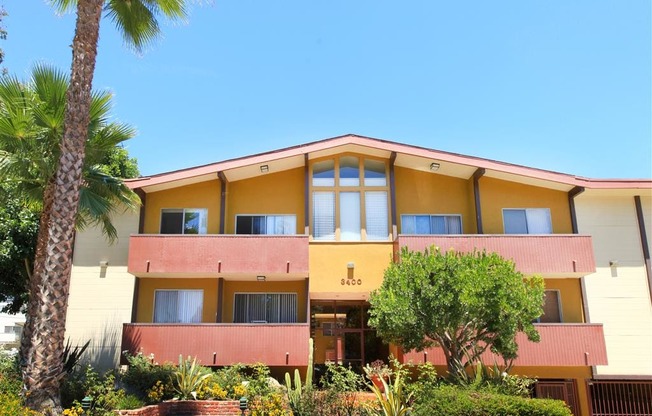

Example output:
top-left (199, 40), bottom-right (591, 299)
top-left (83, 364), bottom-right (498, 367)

top-left (20, 176), bottom-right (54, 370)
top-left (24, 1), bottom-right (103, 413)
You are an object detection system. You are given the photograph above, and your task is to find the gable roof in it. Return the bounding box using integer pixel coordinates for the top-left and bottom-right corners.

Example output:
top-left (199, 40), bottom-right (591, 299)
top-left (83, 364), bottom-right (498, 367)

top-left (126, 134), bottom-right (652, 193)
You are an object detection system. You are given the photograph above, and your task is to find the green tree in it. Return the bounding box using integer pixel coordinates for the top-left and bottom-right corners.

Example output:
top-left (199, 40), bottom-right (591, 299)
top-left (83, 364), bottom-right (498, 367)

top-left (368, 247), bottom-right (545, 377)
top-left (23, 1), bottom-right (188, 413)
top-left (0, 184), bottom-right (38, 314)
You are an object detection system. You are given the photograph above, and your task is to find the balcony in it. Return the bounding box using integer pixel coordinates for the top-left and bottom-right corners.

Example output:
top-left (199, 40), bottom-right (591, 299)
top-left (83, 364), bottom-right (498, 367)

top-left (401, 323), bottom-right (608, 367)
top-left (128, 235), bottom-right (309, 277)
top-left (122, 323), bottom-right (311, 366)
top-left (395, 234), bottom-right (595, 277)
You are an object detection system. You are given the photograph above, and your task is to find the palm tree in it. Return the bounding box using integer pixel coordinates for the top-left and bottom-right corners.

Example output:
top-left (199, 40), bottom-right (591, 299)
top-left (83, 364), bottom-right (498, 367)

top-left (21, 1), bottom-right (188, 413)
top-left (0, 67), bottom-right (141, 405)
top-left (0, 65), bottom-right (139, 316)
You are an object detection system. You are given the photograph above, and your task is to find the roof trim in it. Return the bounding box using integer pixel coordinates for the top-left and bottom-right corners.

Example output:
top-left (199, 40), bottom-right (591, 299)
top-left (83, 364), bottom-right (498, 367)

top-left (126, 134), bottom-right (652, 191)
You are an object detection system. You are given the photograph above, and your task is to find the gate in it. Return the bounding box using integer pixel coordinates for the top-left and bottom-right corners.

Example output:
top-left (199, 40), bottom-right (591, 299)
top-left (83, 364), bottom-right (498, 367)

top-left (588, 380), bottom-right (652, 416)
top-left (535, 380), bottom-right (580, 415)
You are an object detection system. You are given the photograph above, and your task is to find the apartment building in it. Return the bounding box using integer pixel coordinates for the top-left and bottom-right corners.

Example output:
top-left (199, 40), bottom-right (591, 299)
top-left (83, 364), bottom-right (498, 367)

top-left (65, 134), bottom-right (651, 415)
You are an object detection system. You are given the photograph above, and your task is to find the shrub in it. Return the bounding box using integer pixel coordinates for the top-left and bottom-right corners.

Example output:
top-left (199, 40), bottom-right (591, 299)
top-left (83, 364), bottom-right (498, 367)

top-left (0, 350), bottom-right (21, 396)
top-left (0, 393), bottom-right (41, 416)
top-left (411, 384), bottom-right (572, 416)
top-left (121, 352), bottom-right (175, 403)
top-left (115, 394), bottom-right (145, 410)
top-left (62, 365), bottom-right (128, 416)
top-left (249, 392), bottom-right (291, 416)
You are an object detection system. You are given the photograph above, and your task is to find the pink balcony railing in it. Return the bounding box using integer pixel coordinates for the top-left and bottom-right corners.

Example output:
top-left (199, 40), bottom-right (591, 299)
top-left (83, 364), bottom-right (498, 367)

top-left (128, 235), bottom-right (309, 276)
top-left (122, 323), bottom-right (311, 366)
top-left (395, 234), bottom-right (595, 276)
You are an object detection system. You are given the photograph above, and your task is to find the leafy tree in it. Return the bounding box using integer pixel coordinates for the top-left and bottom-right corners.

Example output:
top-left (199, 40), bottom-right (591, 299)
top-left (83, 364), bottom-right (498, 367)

top-left (23, 1), bottom-right (188, 413)
top-left (368, 247), bottom-right (545, 377)
top-left (0, 184), bottom-right (38, 314)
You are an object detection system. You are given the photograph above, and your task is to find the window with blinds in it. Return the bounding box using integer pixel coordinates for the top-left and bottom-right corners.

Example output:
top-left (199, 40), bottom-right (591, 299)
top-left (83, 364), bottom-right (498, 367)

top-left (233, 293), bottom-right (298, 323)
top-left (311, 157), bottom-right (389, 241)
top-left (153, 290), bottom-right (203, 323)
top-left (503, 208), bottom-right (552, 234)
top-left (235, 215), bottom-right (296, 235)
top-left (401, 214), bottom-right (463, 235)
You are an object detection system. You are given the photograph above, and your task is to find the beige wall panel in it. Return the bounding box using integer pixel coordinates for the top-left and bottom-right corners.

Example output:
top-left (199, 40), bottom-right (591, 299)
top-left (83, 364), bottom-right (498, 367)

top-left (66, 265), bottom-right (135, 370)
top-left (68, 211), bottom-right (139, 369)
top-left (72, 210), bottom-right (139, 267)
top-left (576, 194), bottom-right (652, 377)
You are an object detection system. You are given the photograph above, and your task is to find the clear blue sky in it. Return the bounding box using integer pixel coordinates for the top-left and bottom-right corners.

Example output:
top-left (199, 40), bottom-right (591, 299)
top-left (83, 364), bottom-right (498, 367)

top-left (5, 1), bottom-right (651, 179)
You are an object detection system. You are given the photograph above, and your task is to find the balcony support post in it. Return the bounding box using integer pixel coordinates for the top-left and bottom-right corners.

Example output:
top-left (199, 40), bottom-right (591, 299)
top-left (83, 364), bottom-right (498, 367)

top-left (304, 154), bottom-right (310, 235)
top-left (218, 172), bottom-right (227, 234)
top-left (134, 189), bottom-right (146, 234)
top-left (217, 277), bottom-right (224, 323)
top-left (568, 186), bottom-right (585, 234)
top-left (634, 195), bottom-right (652, 304)
top-left (472, 168), bottom-right (485, 234)
top-left (389, 152), bottom-right (398, 239)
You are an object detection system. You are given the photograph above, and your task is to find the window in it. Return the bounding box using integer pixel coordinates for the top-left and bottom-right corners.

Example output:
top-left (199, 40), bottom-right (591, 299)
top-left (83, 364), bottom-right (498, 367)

top-left (503, 208), bottom-right (552, 234)
top-left (538, 290), bottom-right (562, 323)
top-left (153, 290), bottom-right (203, 323)
top-left (311, 157), bottom-right (389, 241)
top-left (401, 215), bottom-right (463, 234)
top-left (233, 293), bottom-right (297, 323)
top-left (160, 209), bottom-right (207, 234)
top-left (235, 215), bottom-right (296, 235)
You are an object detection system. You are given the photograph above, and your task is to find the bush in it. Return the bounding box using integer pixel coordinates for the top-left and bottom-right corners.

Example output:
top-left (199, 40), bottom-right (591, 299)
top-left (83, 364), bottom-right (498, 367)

top-left (412, 384), bottom-right (572, 416)
top-left (0, 393), bottom-right (41, 416)
top-left (121, 352), bottom-right (175, 403)
top-left (62, 365), bottom-right (127, 416)
top-left (0, 350), bottom-right (21, 396)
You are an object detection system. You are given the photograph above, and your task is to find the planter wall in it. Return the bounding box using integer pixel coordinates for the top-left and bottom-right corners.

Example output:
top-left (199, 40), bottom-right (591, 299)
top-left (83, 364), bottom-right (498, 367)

top-left (116, 400), bottom-right (244, 416)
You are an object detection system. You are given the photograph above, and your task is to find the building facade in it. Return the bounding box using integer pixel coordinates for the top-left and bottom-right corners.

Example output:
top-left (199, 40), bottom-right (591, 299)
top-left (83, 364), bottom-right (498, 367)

top-left (65, 135), bottom-right (652, 416)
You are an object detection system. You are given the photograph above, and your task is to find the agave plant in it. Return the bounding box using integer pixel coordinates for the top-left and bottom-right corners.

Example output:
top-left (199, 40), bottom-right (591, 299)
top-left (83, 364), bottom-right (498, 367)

top-left (366, 372), bottom-right (413, 416)
top-left (173, 356), bottom-right (211, 400)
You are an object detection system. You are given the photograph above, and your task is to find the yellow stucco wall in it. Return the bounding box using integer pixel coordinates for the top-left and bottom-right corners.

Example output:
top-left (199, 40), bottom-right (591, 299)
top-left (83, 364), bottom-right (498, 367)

top-left (394, 167), bottom-right (475, 233)
top-left (143, 180), bottom-right (221, 234)
top-left (479, 177), bottom-right (572, 234)
top-left (221, 280), bottom-right (308, 323)
top-left (309, 243), bottom-right (394, 294)
top-left (226, 167), bottom-right (305, 234)
top-left (136, 278), bottom-right (218, 323)
top-left (544, 278), bottom-right (584, 323)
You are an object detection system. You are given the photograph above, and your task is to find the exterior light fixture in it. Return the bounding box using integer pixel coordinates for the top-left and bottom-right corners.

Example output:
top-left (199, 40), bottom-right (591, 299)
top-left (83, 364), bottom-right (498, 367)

top-left (239, 396), bottom-right (248, 415)
top-left (260, 165), bottom-right (269, 173)
top-left (99, 260), bottom-right (109, 278)
top-left (347, 262), bottom-right (355, 269)
top-left (430, 162), bottom-right (440, 171)
top-left (257, 275), bottom-right (266, 281)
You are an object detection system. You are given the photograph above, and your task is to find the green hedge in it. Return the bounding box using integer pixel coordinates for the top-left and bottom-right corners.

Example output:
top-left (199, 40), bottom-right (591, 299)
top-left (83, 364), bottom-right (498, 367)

top-left (412, 385), bottom-right (572, 416)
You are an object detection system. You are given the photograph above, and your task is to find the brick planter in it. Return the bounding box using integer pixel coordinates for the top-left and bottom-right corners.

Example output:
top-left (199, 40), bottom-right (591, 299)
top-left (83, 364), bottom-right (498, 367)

top-left (116, 400), bottom-right (245, 416)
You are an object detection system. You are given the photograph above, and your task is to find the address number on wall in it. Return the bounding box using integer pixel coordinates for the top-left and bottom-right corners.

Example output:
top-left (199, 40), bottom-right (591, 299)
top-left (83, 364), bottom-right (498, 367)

top-left (341, 278), bottom-right (362, 285)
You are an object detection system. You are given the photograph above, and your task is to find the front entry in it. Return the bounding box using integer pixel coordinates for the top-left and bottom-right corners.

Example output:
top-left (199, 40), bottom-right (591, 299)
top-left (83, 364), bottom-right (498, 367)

top-left (311, 300), bottom-right (389, 371)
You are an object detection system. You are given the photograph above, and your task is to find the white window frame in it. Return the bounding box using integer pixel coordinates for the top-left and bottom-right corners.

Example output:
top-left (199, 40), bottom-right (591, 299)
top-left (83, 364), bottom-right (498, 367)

top-left (502, 208), bottom-right (552, 234)
top-left (160, 208), bottom-right (208, 234)
top-left (536, 289), bottom-right (563, 323)
top-left (232, 292), bottom-right (298, 324)
top-left (400, 214), bottom-right (463, 235)
top-left (234, 214), bottom-right (297, 235)
top-left (152, 289), bottom-right (204, 323)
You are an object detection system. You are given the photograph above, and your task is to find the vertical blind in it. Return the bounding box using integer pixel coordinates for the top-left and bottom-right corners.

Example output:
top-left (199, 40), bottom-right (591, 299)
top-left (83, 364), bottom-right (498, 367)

top-left (313, 192), bottom-right (335, 240)
top-left (504, 209), bottom-right (552, 234)
top-left (365, 191), bottom-right (388, 239)
top-left (233, 293), bottom-right (297, 323)
top-left (153, 290), bottom-right (203, 323)
top-left (340, 192), bottom-right (361, 241)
